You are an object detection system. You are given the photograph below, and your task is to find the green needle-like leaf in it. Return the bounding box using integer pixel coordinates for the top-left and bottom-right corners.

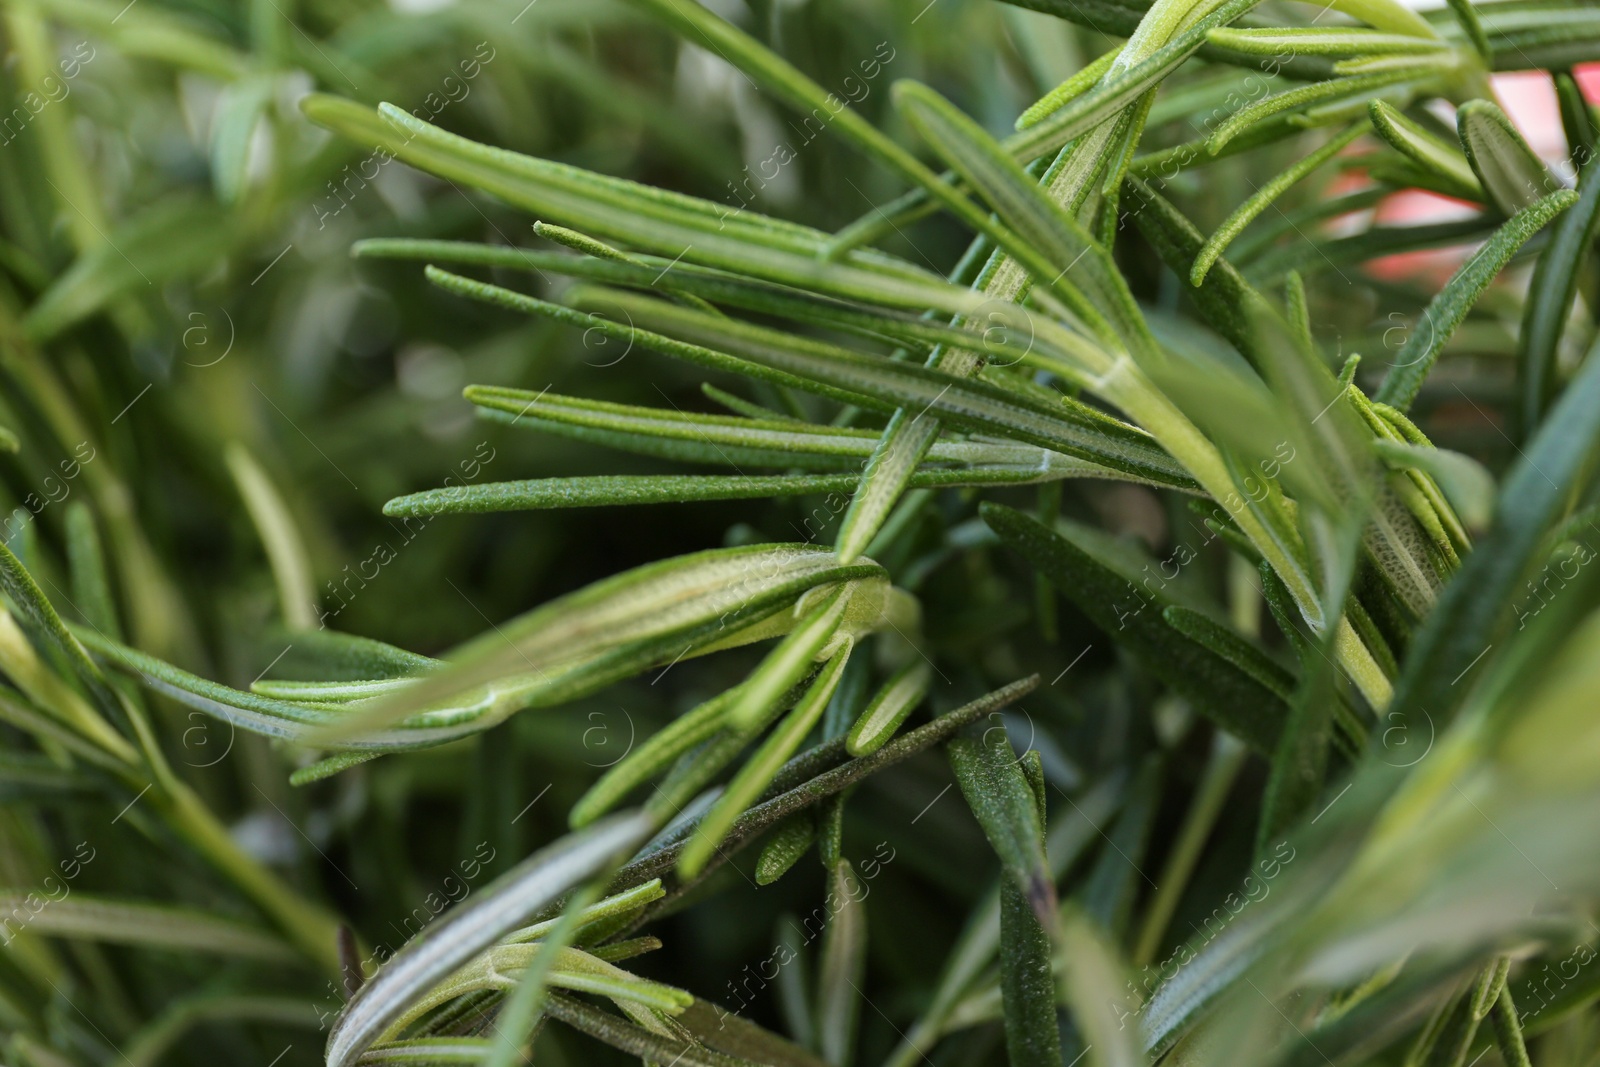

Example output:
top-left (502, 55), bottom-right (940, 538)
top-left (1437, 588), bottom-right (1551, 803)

top-left (384, 467), bottom-right (1099, 517)
top-left (948, 729), bottom-right (1054, 923)
top-left (1016, 47), bottom-right (1121, 130)
top-left (725, 586), bottom-right (852, 733)
top-left (995, 760), bottom-right (1061, 1067)
top-left (570, 688), bottom-right (739, 829)
top-left (1556, 71), bottom-right (1598, 168)
top-left (0, 894), bottom-right (299, 962)
top-left (300, 96), bottom-right (967, 316)
top-left (1443, 0), bottom-right (1494, 60)
top-left (892, 79), bottom-right (1146, 353)
top-left (1386, 328), bottom-right (1600, 730)
top-left (815, 857), bottom-right (868, 1066)
top-left (983, 503), bottom-right (1287, 752)
top-left (1191, 123), bottom-right (1367, 286)
top-left (562, 286), bottom-right (1193, 488)
top-left (1374, 440), bottom-right (1496, 532)
top-left (1471, 957), bottom-right (1511, 1019)
top-left (826, 0), bottom-right (1268, 256)
top-left (1207, 70), bottom-right (1416, 153)
top-left (225, 443), bottom-right (317, 632)
top-left (1206, 27), bottom-right (1450, 57)
top-left (1518, 160), bottom-right (1600, 434)
top-left (1368, 99), bottom-right (1485, 202)
top-left (755, 814), bottom-right (816, 885)
top-left (845, 661), bottom-right (931, 756)
top-left (681, 645), bottom-right (851, 877)
top-left (311, 543), bottom-right (884, 746)
top-left (1458, 100), bottom-right (1566, 215)
top-left (1490, 986), bottom-right (1534, 1067)
top-left (1162, 605), bottom-right (1296, 700)
top-left (1059, 906), bottom-right (1144, 1067)
top-left (544, 993), bottom-right (760, 1066)
top-left (1374, 189), bottom-right (1577, 411)
top-left (1257, 651), bottom-right (1334, 853)
top-left (325, 810), bottom-right (655, 1067)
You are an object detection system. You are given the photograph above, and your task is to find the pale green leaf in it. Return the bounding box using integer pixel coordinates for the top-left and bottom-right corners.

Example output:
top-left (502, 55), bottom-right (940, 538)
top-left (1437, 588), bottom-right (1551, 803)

top-left (1059, 907), bottom-right (1144, 1067)
top-left (0, 894), bottom-right (298, 962)
top-left (309, 542), bottom-right (885, 746)
top-left (845, 661), bottom-right (931, 756)
top-left (225, 443), bottom-right (318, 631)
top-left (816, 857), bottom-right (867, 1066)
top-left (325, 811), bottom-right (656, 1067)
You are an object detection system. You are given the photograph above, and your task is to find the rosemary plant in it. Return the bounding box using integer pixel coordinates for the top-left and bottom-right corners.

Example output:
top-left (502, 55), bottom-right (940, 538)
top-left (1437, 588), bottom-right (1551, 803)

top-left (1, 0), bottom-right (1599, 1064)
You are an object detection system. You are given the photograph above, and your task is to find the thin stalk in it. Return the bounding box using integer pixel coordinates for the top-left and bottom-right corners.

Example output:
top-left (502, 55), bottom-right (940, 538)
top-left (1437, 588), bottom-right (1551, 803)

top-left (606, 677), bottom-right (1041, 907)
top-left (0, 614), bottom-right (342, 975)
top-left (1133, 733), bottom-right (1248, 966)
top-left (153, 783), bottom-right (344, 978)
top-left (1102, 371), bottom-right (1394, 708)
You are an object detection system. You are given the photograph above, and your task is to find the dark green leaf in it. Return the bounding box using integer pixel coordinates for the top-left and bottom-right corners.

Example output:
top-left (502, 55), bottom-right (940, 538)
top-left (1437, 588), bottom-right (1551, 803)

top-left (1375, 190), bottom-right (1576, 411)
top-left (948, 729), bottom-right (1054, 920)
top-left (982, 502), bottom-right (1287, 752)
top-left (1518, 161), bottom-right (1600, 434)
top-left (755, 814), bottom-right (816, 885)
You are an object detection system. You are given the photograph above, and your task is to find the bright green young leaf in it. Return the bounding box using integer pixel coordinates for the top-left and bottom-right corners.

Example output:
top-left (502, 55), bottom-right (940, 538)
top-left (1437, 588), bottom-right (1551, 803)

top-left (225, 443), bottom-right (318, 632)
top-left (845, 661), bottom-right (931, 756)
top-left (678, 643), bottom-right (857, 876)
top-left (724, 587), bottom-right (852, 733)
